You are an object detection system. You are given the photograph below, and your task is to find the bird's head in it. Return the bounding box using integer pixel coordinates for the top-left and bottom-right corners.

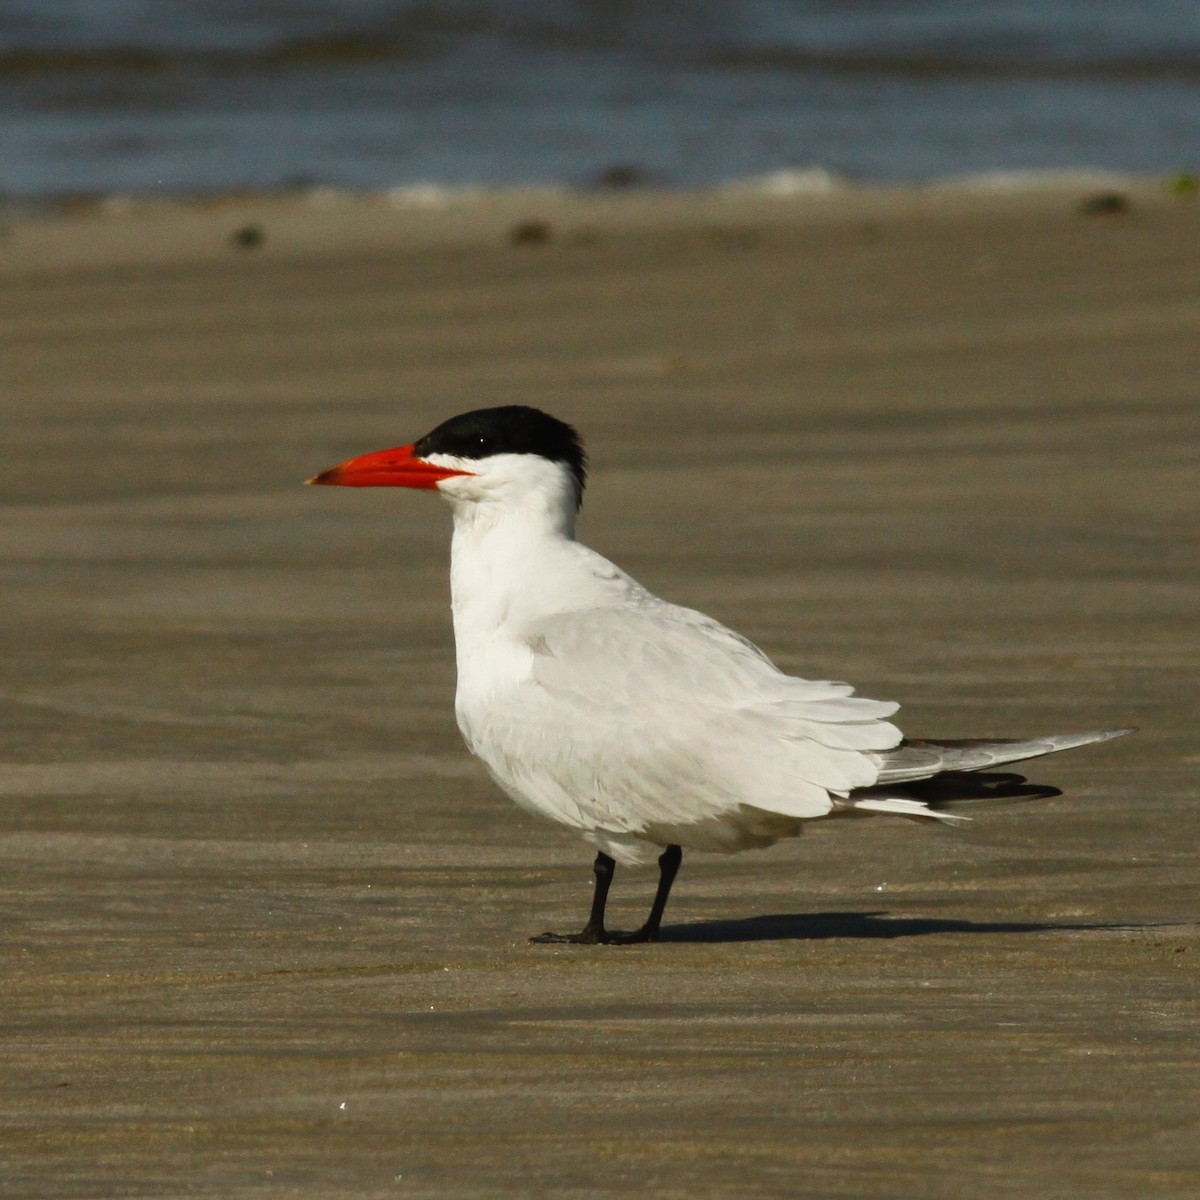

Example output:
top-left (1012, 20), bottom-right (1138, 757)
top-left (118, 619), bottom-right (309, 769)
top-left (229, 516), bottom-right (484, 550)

top-left (308, 405), bottom-right (588, 518)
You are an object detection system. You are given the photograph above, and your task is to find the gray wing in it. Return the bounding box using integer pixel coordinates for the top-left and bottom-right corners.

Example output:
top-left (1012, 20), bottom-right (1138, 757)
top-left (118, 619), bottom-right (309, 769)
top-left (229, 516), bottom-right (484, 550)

top-left (477, 604), bottom-right (904, 846)
top-left (875, 728), bottom-right (1136, 784)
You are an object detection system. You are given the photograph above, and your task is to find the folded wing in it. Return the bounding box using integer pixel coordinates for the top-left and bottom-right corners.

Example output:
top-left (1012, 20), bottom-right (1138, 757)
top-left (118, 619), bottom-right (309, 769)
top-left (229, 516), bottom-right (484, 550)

top-left (473, 605), bottom-right (904, 852)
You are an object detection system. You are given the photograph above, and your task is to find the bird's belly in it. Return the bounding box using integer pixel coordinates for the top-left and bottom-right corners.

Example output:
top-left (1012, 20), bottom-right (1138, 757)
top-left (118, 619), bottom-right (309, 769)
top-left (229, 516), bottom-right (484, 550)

top-left (454, 674), bottom-right (631, 838)
top-left (455, 685), bottom-right (570, 805)
top-left (452, 676), bottom-right (830, 864)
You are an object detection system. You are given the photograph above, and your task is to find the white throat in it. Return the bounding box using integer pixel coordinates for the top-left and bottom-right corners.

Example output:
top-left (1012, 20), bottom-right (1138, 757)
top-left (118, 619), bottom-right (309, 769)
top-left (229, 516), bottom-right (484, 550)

top-left (438, 454), bottom-right (583, 686)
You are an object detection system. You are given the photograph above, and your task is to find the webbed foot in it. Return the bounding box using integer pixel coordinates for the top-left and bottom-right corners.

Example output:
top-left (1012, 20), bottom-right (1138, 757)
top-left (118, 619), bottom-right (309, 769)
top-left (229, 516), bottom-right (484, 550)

top-left (530, 928), bottom-right (605, 945)
top-left (529, 924), bottom-right (657, 946)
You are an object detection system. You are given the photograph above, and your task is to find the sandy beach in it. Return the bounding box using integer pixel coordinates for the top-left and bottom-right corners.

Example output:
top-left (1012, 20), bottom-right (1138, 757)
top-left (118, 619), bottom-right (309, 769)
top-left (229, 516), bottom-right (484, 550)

top-left (2, 180), bottom-right (1198, 1197)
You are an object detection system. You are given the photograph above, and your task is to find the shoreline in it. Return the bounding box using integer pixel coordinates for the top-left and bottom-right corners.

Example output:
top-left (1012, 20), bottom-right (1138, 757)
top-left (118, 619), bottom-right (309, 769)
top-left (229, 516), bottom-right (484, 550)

top-left (0, 167), bottom-right (1188, 277)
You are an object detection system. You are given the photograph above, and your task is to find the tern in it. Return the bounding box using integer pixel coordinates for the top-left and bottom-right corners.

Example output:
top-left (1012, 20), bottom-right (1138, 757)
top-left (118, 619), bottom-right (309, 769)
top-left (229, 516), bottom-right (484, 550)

top-left (310, 406), bottom-right (1132, 944)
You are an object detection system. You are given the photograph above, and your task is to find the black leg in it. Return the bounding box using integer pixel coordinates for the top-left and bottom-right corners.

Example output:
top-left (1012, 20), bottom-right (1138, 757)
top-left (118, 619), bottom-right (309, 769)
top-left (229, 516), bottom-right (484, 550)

top-left (530, 851), bottom-right (616, 944)
top-left (530, 844), bottom-right (683, 946)
top-left (610, 844), bottom-right (682, 945)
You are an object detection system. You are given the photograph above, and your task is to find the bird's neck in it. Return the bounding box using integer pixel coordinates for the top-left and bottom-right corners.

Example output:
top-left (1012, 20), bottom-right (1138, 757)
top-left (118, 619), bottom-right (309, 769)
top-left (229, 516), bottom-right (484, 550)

top-left (447, 496), bottom-right (579, 657)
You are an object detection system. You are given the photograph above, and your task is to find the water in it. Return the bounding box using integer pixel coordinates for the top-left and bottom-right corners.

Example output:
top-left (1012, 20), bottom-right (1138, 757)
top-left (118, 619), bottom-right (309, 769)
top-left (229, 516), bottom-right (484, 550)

top-left (1, 0), bottom-right (1198, 199)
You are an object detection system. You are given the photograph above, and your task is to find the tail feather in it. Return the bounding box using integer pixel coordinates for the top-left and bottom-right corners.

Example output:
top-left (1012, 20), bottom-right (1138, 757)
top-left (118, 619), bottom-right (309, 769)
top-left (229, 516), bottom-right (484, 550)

top-left (839, 796), bottom-right (972, 825)
top-left (842, 768), bottom-right (1067, 825)
top-left (874, 727), bottom-right (1135, 785)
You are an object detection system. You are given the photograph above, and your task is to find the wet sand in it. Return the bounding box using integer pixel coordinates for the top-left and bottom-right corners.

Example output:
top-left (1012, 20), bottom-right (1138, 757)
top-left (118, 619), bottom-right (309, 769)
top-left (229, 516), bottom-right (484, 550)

top-left (2, 182), bottom-right (1198, 1197)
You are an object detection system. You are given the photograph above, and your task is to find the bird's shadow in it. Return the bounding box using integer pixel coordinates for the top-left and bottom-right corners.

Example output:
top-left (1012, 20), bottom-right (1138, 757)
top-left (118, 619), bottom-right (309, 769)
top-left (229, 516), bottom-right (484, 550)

top-left (655, 771), bottom-right (1130, 943)
top-left (658, 910), bottom-right (1155, 944)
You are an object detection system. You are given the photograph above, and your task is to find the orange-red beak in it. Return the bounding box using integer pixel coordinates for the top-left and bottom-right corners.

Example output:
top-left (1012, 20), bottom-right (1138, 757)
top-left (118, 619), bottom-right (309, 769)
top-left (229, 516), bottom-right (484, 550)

top-left (306, 443), bottom-right (473, 489)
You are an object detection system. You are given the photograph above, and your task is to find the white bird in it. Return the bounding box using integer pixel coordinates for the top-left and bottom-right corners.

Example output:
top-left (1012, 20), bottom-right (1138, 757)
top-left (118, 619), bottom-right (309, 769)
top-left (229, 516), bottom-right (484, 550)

top-left (309, 406), bottom-right (1133, 944)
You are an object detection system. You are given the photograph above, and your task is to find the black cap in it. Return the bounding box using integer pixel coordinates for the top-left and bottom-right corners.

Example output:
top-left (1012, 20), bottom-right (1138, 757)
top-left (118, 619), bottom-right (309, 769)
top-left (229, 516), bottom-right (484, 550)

top-left (414, 406), bottom-right (587, 506)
